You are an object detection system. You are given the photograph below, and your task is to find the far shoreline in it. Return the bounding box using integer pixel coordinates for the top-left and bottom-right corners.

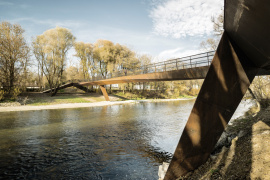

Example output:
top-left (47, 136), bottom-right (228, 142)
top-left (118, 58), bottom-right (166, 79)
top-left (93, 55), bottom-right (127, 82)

top-left (0, 98), bottom-right (196, 112)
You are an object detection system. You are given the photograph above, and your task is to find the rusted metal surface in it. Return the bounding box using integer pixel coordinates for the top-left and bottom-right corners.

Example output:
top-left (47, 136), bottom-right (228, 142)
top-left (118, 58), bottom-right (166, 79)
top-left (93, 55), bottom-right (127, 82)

top-left (43, 65), bottom-right (269, 93)
top-left (164, 33), bottom-right (258, 179)
top-left (225, 0), bottom-right (270, 70)
top-left (257, 68), bottom-right (270, 76)
top-left (79, 66), bottom-right (209, 86)
top-left (100, 85), bottom-right (110, 101)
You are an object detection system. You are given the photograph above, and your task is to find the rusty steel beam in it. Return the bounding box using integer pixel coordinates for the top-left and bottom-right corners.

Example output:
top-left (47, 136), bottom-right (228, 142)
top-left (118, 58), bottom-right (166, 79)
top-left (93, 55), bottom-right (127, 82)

top-left (79, 66), bottom-right (209, 86)
top-left (164, 33), bottom-right (258, 179)
top-left (100, 85), bottom-right (110, 101)
top-left (79, 67), bottom-right (269, 87)
top-left (225, 0), bottom-right (270, 70)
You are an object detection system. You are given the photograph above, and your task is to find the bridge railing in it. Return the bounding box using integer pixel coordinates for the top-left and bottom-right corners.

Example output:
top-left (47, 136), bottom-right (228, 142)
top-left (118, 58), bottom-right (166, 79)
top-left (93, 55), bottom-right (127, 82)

top-left (144, 51), bottom-right (215, 73)
top-left (82, 50), bottom-right (215, 82)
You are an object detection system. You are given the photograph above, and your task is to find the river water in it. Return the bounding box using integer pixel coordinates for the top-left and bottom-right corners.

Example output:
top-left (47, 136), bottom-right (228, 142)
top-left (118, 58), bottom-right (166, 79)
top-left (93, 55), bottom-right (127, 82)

top-left (0, 99), bottom-right (254, 179)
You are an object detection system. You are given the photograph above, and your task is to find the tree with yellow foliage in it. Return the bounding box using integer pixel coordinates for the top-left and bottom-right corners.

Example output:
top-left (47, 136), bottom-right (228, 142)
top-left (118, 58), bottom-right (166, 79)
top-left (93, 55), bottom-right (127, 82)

top-left (0, 21), bottom-right (30, 98)
top-left (32, 26), bottom-right (75, 96)
top-left (74, 42), bottom-right (95, 80)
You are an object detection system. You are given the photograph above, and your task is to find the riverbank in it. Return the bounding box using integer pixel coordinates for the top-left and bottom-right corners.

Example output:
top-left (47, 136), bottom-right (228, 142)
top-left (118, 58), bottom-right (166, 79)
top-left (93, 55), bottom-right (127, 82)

top-left (175, 104), bottom-right (270, 179)
top-left (0, 92), bottom-right (195, 112)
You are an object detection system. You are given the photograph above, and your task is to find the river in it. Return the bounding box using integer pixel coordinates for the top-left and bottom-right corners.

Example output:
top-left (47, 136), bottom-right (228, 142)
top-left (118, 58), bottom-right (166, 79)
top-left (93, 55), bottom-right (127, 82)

top-left (0, 99), bottom-right (254, 179)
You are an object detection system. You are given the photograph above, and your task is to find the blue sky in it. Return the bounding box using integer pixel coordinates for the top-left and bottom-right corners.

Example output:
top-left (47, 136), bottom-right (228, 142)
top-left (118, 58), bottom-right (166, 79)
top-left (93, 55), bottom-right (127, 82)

top-left (0, 0), bottom-right (223, 62)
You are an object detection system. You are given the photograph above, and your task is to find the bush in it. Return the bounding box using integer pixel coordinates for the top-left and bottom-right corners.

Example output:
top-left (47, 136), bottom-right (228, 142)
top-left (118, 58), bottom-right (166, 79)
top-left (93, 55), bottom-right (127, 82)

top-left (187, 88), bottom-right (200, 96)
top-left (12, 87), bottom-right (21, 100)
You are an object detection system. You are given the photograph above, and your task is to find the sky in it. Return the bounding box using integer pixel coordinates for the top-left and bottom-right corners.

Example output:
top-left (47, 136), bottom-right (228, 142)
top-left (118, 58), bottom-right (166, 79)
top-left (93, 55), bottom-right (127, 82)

top-left (0, 0), bottom-right (223, 63)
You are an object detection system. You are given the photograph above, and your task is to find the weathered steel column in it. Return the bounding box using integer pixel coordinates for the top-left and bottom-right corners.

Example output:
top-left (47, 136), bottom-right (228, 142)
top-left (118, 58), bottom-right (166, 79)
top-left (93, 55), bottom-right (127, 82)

top-left (164, 33), bottom-right (258, 179)
top-left (100, 85), bottom-right (110, 101)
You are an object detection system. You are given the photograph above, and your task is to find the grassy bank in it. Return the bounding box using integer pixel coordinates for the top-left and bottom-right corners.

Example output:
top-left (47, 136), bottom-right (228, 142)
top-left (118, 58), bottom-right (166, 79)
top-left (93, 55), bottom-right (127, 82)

top-left (0, 90), bottom-right (196, 107)
top-left (0, 93), bottom-right (107, 106)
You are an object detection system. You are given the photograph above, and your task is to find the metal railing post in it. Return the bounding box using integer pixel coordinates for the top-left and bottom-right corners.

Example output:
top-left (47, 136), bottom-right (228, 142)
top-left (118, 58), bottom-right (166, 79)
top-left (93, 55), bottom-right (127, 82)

top-left (207, 52), bottom-right (210, 66)
top-left (190, 57), bottom-right (192, 68)
top-left (176, 60), bottom-right (178, 70)
top-left (164, 63), bottom-right (166, 71)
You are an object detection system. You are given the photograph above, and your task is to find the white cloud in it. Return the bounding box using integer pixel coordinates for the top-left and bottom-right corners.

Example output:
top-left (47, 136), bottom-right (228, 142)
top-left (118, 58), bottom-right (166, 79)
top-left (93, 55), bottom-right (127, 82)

top-left (154, 47), bottom-right (204, 62)
top-left (149, 0), bottom-right (223, 38)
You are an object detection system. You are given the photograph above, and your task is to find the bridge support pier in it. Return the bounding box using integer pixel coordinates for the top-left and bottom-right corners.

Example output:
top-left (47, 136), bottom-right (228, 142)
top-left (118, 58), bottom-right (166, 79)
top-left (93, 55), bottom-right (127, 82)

top-left (100, 85), bottom-right (110, 101)
top-left (164, 33), bottom-right (259, 179)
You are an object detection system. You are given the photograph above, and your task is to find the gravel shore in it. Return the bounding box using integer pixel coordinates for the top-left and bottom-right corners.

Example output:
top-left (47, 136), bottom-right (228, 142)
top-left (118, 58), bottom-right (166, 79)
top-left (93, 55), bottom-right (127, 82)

top-left (0, 98), bottom-right (194, 112)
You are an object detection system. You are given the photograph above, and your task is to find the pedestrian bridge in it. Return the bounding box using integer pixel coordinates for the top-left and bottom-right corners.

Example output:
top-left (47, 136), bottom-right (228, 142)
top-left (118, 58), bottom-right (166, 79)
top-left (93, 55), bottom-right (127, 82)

top-left (44, 49), bottom-right (269, 101)
top-left (81, 51), bottom-right (215, 85)
top-left (43, 51), bottom-right (216, 97)
top-left (79, 50), bottom-right (269, 86)
top-left (44, 0), bottom-right (270, 178)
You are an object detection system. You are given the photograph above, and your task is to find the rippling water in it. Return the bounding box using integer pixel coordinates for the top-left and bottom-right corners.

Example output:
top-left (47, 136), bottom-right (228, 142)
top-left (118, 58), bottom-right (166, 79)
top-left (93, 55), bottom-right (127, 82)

top-left (0, 99), bottom-right (254, 179)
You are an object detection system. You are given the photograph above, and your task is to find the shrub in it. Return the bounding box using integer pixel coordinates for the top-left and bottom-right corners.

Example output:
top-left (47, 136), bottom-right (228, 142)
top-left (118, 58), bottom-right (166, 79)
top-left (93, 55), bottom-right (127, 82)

top-left (187, 88), bottom-right (200, 96)
top-left (12, 87), bottom-right (21, 100)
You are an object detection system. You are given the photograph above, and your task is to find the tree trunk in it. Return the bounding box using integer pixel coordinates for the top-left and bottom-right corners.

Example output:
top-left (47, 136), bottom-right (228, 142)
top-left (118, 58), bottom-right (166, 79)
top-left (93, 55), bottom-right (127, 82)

top-left (9, 61), bottom-right (15, 95)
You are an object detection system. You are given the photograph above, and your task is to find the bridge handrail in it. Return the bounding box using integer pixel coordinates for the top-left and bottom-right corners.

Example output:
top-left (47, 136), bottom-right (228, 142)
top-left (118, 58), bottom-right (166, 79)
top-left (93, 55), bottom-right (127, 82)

top-left (90, 50), bottom-right (215, 81)
top-left (143, 51), bottom-right (214, 69)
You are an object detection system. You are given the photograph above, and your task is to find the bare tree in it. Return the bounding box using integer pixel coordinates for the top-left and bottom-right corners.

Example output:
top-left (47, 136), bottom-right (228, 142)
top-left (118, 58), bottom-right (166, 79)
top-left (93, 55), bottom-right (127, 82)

top-left (212, 14), bottom-right (224, 36)
top-left (200, 13), bottom-right (224, 51)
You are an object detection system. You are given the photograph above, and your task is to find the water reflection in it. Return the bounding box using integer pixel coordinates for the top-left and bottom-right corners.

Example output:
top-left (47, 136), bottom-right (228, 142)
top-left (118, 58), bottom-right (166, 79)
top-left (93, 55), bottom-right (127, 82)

top-left (0, 99), bottom-right (253, 179)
